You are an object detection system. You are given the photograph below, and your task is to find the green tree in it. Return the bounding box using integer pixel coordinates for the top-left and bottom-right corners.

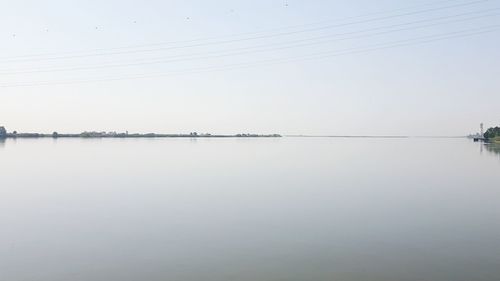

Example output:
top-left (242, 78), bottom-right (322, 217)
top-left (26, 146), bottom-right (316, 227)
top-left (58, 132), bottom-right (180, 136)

top-left (484, 126), bottom-right (500, 139)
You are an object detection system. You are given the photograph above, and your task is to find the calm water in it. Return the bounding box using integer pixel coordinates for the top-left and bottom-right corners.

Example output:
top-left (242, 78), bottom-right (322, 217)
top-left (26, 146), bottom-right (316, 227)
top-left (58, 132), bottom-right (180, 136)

top-left (1, 137), bottom-right (499, 281)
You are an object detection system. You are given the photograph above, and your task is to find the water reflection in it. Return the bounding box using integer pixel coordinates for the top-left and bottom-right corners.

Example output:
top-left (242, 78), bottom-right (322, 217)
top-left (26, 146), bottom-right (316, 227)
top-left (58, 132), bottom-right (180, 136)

top-left (1, 137), bottom-right (500, 281)
top-left (484, 143), bottom-right (500, 157)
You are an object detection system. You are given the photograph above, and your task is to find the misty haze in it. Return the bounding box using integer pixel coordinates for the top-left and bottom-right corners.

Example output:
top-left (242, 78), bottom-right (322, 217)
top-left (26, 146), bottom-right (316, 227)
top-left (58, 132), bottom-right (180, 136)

top-left (1, 0), bottom-right (500, 280)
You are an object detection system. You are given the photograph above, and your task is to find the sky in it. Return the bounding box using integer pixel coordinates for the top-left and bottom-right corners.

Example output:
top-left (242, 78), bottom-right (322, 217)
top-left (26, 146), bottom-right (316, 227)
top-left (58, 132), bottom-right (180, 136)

top-left (0, 0), bottom-right (499, 136)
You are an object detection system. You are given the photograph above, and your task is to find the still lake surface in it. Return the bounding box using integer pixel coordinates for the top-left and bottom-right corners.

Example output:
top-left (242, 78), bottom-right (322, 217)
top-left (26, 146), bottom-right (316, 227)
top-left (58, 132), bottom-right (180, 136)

top-left (1, 137), bottom-right (499, 281)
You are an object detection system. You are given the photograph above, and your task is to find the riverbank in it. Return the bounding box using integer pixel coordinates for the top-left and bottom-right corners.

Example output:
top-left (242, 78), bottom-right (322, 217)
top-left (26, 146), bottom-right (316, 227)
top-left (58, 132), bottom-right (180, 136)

top-left (1, 132), bottom-right (281, 139)
top-left (0, 133), bottom-right (281, 139)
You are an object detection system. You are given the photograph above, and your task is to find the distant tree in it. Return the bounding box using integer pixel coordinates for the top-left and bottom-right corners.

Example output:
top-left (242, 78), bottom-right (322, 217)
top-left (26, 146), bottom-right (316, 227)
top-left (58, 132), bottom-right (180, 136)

top-left (52, 132), bottom-right (59, 138)
top-left (13, 131), bottom-right (17, 135)
top-left (484, 126), bottom-right (500, 139)
top-left (0, 126), bottom-right (6, 137)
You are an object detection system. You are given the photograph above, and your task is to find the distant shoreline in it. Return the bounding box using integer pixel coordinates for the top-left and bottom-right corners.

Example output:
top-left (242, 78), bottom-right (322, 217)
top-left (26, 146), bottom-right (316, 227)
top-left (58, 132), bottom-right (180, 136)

top-left (1, 133), bottom-right (282, 139)
top-left (0, 126), bottom-right (473, 139)
top-left (0, 134), bottom-right (470, 139)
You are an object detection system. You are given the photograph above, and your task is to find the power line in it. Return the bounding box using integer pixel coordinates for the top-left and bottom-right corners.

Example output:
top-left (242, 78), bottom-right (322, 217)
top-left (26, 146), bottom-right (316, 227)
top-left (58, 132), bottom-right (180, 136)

top-left (0, 0), bottom-right (475, 60)
top-left (0, 10), bottom-right (497, 75)
top-left (1, 25), bottom-right (497, 88)
top-left (0, 0), bottom-right (491, 64)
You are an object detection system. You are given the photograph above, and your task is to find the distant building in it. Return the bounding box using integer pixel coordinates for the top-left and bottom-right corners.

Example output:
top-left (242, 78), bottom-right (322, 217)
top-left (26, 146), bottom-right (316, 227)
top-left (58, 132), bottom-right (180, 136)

top-left (0, 126), bottom-right (6, 137)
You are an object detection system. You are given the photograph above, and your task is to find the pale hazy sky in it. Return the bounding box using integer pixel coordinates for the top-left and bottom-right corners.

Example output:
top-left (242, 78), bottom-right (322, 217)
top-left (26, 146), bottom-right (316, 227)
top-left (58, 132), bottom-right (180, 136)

top-left (1, 0), bottom-right (499, 135)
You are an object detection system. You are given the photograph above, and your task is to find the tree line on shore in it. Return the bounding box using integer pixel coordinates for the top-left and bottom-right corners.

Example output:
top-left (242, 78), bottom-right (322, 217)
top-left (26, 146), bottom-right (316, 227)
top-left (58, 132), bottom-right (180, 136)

top-left (484, 126), bottom-right (500, 140)
top-left (0, 126), bottom-right (281, 138)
